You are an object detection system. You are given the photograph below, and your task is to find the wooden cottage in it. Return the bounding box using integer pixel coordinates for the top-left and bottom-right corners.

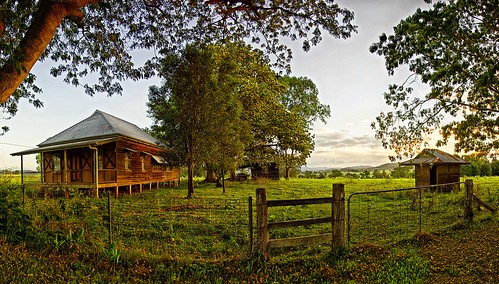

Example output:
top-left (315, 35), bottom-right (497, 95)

top-left (251, 162), bottom-right (280, 180)
top-left (401, 148), bottom-right (469, 191)
top-left (11, 110), bottom-right (180, 197)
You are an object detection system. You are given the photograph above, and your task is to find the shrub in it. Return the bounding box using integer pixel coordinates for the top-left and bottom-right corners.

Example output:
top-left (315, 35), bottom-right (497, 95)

top-left (0, 180), bottom-right (32, 243)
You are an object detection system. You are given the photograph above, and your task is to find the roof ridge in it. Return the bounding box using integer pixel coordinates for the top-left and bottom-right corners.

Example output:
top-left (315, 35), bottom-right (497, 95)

top-left (36, 110), bottom-right (160, 147)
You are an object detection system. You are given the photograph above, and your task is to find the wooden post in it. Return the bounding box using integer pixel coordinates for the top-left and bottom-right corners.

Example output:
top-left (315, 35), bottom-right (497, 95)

top-left (107, 191), bottom-right (112, 245)
top-left (248, 196), bottom-right (253, 256)
top-left (91, 147), bottom-right (99, 198)
top-left (63, 150), bottom-right (67, 183)
top-left (332, 183), bottom-right (345, 249)
top-left (21, 155), bottom-right (25, 204)
top-left (256, 187), bottom-right (269, 260)
top-left (115, 186), bottom-right (119, 198)
top-left (464, 179), bottom-right (474, 222)
top-left (128, 185), bottom-right (132, 195)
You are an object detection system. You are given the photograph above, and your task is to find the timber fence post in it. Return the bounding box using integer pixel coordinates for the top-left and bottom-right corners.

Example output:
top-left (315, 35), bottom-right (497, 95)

top-left (464, 179), bottom-right (474, 223)
top-left (332, 183), bottom-right (345, 249)
top-left (256, 188), bottom-right (269, 260)
top-left (248, 196), bottom-right (253, 256)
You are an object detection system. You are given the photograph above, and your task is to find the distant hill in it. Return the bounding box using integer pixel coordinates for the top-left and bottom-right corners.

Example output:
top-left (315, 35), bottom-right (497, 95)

top-left (302, 163), bottom-right (402, 172)
top-left (369, 163), bottom-right (401, 171)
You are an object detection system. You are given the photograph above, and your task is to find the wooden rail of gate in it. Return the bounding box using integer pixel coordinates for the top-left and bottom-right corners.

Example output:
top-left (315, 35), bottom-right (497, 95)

top-left (256, 184), bottom-right (345, 259)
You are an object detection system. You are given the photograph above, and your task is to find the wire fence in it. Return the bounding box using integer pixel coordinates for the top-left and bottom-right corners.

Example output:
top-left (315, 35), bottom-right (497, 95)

top-left (21, 189), bottom-right (251, 260)
top-left (2, 175), bottom-right (497, 259)
top-left (471, 178), bottom-right (499, 209)
top-left (347, 182), bottom-right (466, 245)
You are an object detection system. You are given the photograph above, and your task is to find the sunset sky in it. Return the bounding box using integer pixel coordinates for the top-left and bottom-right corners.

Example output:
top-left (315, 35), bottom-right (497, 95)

top-left (1, 0), bottom-right (449, 171)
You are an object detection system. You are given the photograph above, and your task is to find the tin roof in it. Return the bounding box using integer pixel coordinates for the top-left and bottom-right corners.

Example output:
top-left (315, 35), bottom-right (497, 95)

top-left (38, 110), bottom-right (159, 147)
top-left (400, 148), bottom-right (469, 165)
top-left (11, 110), bottom-right (160, 156)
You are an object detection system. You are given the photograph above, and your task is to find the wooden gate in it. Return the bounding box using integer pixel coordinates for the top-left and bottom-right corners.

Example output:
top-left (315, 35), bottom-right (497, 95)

top-left (256, 184), bottom-right (345, 259)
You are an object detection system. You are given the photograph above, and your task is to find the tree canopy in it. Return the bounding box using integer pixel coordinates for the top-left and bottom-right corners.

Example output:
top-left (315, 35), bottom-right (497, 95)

top-left (370, 0), bottom-right (499, 160)
top-left (148, 43), bottom-right (325, 194)
top-left (147, 43), bottom-right (284, 197)
top-left (0, 0), bottom-right (356, 126)
top-left (276, 76), bottom-right (329, 179)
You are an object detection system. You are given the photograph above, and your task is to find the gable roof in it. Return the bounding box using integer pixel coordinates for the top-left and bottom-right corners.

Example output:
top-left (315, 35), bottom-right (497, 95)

top-left (400, 148), bottom-right (469, 165)
top-left (38, 110), bottom-right (159, 147)
top-left (11, 110), bottom-right (160, 156)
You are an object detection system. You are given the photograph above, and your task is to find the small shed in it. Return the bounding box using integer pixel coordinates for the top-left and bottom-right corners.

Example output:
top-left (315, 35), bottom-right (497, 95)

top-left (11, 110), bottom-right (180, 197)
top-left (251, 162), bottom-right (280, 180)
top-left (401, 148), bottom-right (469, 191)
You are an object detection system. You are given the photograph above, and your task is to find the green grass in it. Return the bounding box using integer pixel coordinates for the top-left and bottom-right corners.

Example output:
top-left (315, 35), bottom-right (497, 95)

top-left (0, 175), bottom-right (497, 283)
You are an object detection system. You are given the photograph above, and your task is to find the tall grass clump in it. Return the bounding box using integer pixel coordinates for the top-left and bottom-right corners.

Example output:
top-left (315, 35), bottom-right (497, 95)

top-left (0, 177), bottom-right (32, 243)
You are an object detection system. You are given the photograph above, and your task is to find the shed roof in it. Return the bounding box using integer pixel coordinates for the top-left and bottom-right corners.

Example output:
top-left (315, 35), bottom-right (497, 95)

top-left (11, 110), bottom-right (160, 156)
top-left (400, 148), bottom-right (469, 166)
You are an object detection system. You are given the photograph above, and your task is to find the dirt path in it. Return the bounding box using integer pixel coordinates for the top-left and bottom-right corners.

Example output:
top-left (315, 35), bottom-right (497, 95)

top-left (421, 220), bottom-right (499, 283)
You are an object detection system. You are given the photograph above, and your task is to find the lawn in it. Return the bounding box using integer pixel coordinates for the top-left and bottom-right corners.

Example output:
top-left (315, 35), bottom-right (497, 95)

top-left (0, 175), bottom-right (497, 283)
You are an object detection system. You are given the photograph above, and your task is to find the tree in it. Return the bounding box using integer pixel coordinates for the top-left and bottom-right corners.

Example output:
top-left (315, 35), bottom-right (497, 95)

top-left (370, 0), bottom-right (499, 160)
top-left (372, 169), bottom-right (389, 179)
top-left (360, 170), bottom-right (371, 179)
top-left (491, 160), bottom-right (499, 176)
top-left (278, 76), bottom-right (330, 179)
top-left (0, 0), bottom-right (356, 128)
top-left (461, 153), bottom-right (492, 177)
top-left (279, 76), bottom-right (331, 125)
top-left (328, 169), bottom-right (344, 178)
top-left (147, 43), bottom-right (282, 197)
top-left (391, 166), bottom-right (412, 178)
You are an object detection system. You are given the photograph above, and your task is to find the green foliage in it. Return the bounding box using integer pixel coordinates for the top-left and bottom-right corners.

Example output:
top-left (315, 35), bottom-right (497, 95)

top-left (148, 43), bottom-right (284, 197)
top-left (461, 154), bottom-right (494, 176)
top-left (148, 43), bottom-right (322, 193)
top-left (1, 0), bottom-right (356, 119)
top-left (370, 0), bottom-right (499, 160)
top-left (391, 166), bottom-right (414, 178)
top-left (0, 180), bottom-right (32, 243)
top-left (102, 242), bottom-right (122, 265)
top-left (277, 76), bottom-right (330, 179)
top-left (0, 176), bottom-right (496, 282)
top-left (52, 234), bottom-right (65, 252)
top-left (367, 248), bottom-right (430, 284)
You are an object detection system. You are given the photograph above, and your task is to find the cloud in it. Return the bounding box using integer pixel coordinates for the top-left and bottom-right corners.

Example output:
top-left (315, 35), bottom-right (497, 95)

top-left (306, 129), bottom-right (393, 167)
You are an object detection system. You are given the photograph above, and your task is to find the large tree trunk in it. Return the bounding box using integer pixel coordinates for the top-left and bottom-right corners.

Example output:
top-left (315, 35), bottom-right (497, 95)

top-left (187, 159), bottom-right (195, 198)
top-left (285, 167), bottom-right (291, 180)
top-left (221, 166), bottom-right (226, 194)
top-left (0, 0), bottom-right (98, 103)
top-left (204, 168), bottom-right (217, 183)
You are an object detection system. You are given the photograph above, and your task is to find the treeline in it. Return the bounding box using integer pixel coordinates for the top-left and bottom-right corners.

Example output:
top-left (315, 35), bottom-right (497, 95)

top-left (298, 167), bottom-right (414, 179)
top-left (460, 157), bottom-right (499, 177)
top-left (299, 157), bottom-right (499, 179)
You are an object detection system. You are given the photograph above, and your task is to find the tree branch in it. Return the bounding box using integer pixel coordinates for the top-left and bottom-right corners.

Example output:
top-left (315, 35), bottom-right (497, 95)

top-left (0, 0), bottom-right (100, 103)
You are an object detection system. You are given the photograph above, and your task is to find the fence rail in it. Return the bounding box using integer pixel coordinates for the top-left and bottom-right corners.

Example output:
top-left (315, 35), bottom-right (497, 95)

top-left (3, 175), bottom-right (496, 261)
top-left (256, 184), bottom-right (345, 259)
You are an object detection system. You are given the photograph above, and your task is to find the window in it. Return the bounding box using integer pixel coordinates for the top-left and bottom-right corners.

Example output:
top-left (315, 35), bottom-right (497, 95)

top-left (52, 154), bottom-right (61, 172)
top-left (124, 151), bottom-right (132, 170)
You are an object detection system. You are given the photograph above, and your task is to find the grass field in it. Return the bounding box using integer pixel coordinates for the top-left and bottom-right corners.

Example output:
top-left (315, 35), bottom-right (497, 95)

top-left (0, 174), bottom-right (497, 283)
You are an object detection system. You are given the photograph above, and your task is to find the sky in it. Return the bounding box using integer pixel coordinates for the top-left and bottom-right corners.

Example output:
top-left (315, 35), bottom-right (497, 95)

top-left (0, 0), bottom-right (449, 171)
